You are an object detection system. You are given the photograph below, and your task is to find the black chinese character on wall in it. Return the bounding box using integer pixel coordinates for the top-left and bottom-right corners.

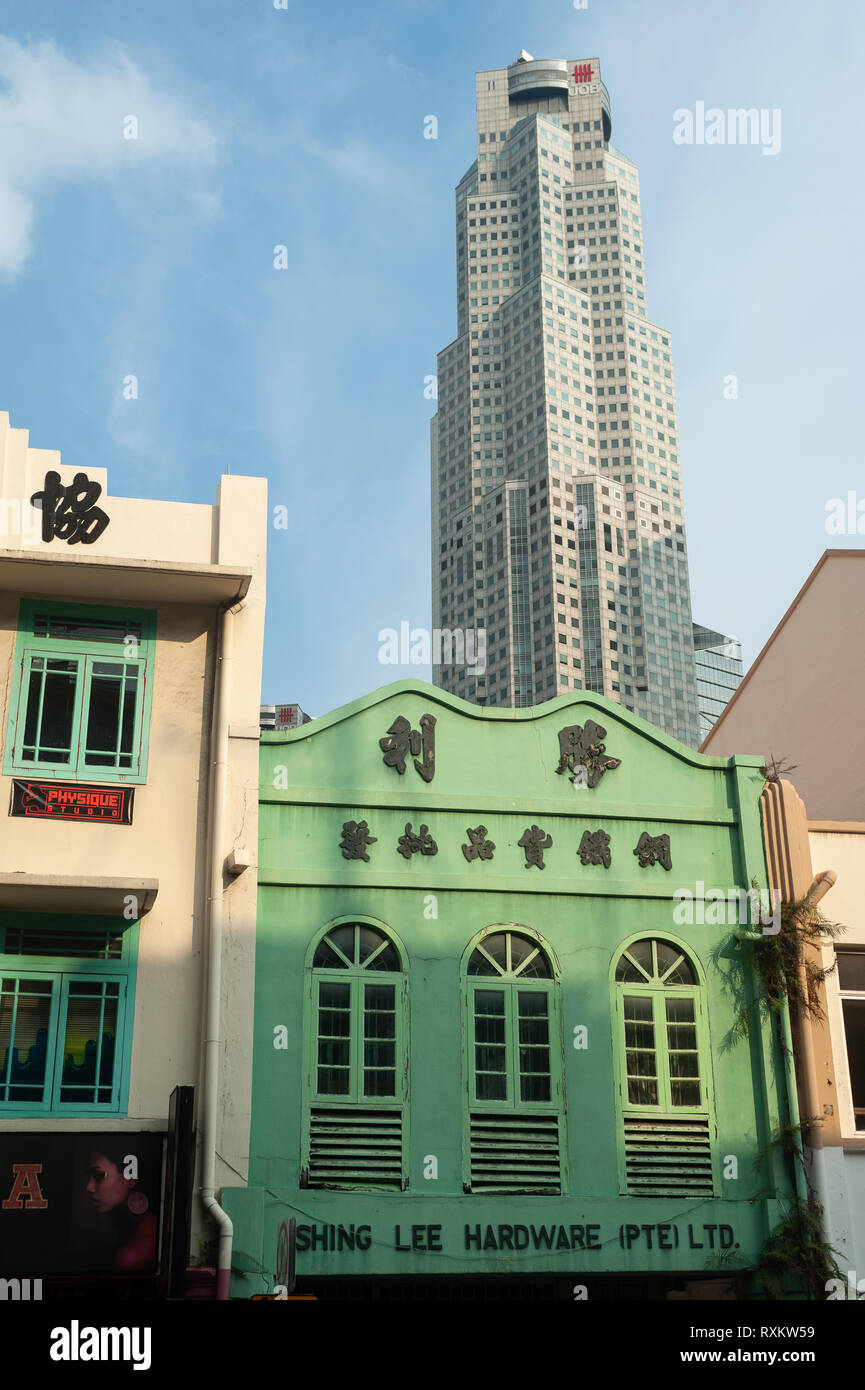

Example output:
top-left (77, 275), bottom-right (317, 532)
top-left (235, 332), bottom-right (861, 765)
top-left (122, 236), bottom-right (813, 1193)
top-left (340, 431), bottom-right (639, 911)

top-left (518, 824), bottom-right (553, 870)
top-left (634, 831), bottom-right (672, 871)
top-left (31, 470), bottom-right (110, 545)
top-left (462, 825), bottom-right (496, 862)
top-left (397, 822), bottom-right (438, 859)
top-left (379, 713), bottom-right (436, 782)
top-left (340, 820), bottom-right (377, 862)
top-left (578, 828), bottom-right (611, 869)
top-left (555, 720), bottom-right (621, 788)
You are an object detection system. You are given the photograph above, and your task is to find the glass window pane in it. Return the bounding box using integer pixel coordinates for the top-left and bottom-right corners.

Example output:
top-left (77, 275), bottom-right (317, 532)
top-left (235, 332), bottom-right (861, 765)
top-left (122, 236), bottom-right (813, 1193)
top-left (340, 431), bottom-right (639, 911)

top-left (317, 1065), bottom-right (350, 1094)
top-left (357, 927), bottom-right (386, 964)
top-left (520, 1070), bottom-right (550, 1102)
top-left (0, 978), bottom-right (53, 1103)
top-left (476, 1071), bottom-right (507, 1101)
top-left (518, 989), bottom-right (550, 1100)
top-left (23, 659), bottom-right (78, 763)
top-left (842, 998), bottom-right (865, 1125)
top-left (85, 664), bottom-right (124, 758)
top-left (363, 983), bottom-right (395, 1096)
top-left (317, 980), bottom-right (350, 1095)
top-left (364, 942), bottom-right (400, 971)
top-left (313, 939), bottom-right (346, 968)
top-left (838, 952), bottom-right (865, 993)
top-left (59, 981), bottom-right (118, 1104)
top-left (475, 989), bottom-right (505, 1015)
top-left (669, 1051), bottom-right (699, 1078)
top-left (319, 981), bottom-right (350, 1010)
top-left (616, 939), bottom-right (653, 982)
top-left (468, 948), bottom-right (500, 977)
top-left (474, 989), bottom-right (506, 1100)
top-left (328, 925), bottom-right (356, 963)
top-left (469, 934), bottom-right (508, 976)
top-left (22, 667), bottom-right (43, 752)
top-left (624, 994), bottom-right (657, 1104)
top-left (666, 997), bottom-right (695, 1023)
top-left (120, 676), bottom-right (138, 754)
top-left (628, 1075), bottom-right (658, 1105)
top-left (511, 936), bottom-right (551, 978)
top-left (658, 942), bottom-right (695, 985)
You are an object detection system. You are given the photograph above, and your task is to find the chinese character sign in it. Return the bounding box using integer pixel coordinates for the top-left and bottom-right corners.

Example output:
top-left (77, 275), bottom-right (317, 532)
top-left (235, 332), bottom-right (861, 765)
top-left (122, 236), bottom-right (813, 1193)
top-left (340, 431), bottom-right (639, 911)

top-left (555, 720), bottom-right (621, 788)
top-left (31, 470), bottom-right (110, 546)
top-left (379, 713), bottom-right (436, 782)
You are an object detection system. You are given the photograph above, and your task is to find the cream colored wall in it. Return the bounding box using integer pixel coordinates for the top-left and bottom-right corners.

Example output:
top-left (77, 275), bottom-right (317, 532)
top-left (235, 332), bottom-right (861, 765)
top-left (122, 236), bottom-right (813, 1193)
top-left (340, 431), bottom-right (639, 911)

top-left (0, 412), bottom-right (215, 561)
top-left (810, 827), bottom-right (865, 1142)
top-left (0, 412), bottom-right (267, 1259)
top-left (702, 554), bottom-right (865, 820)
top-left (212, 473), bottom-right (267, 1195)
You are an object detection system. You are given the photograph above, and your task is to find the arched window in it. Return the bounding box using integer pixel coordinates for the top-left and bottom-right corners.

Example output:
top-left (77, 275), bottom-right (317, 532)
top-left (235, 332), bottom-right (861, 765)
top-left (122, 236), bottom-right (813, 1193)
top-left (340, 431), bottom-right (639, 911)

top-left (612, 937), bottom-right (716, 1198)
top-left (302, 920), bottom-right (407, 1191)
top-left (462, 928), bottom-right (564, 1194)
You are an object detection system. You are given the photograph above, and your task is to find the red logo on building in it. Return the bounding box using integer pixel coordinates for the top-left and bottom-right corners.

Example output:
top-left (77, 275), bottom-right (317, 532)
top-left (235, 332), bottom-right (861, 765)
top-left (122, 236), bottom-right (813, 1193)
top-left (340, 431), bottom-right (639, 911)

top-left (574, 62), bottom-right (593, 84)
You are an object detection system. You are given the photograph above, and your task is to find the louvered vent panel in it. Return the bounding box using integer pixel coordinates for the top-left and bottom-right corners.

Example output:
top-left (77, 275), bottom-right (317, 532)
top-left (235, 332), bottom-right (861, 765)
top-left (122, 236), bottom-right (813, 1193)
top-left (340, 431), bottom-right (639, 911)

top-left (2, 926), bottom-right (123, 959)
top-left (470, 1112), bottom-right (561, 1193)
top-left (307, 1107), bottom-right (403, 1189)
top-left (624, 1115), bottom-right (714, 1197)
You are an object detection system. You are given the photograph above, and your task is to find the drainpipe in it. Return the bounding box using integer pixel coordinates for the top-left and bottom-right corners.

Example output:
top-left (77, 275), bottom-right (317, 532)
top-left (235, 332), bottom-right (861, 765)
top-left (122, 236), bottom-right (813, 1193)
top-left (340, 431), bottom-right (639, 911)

top-left (200, 597), bottom-right (244, 1300)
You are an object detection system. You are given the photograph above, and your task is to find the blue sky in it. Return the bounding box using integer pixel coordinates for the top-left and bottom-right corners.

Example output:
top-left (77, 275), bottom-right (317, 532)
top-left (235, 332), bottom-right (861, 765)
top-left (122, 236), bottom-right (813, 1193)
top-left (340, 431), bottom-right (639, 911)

top-left (1, 0), bottom-right (861, 716)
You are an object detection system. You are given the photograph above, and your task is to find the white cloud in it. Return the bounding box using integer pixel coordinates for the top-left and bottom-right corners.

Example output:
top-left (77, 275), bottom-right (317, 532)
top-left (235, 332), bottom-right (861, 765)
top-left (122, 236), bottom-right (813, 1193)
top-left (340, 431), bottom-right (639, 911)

top-left (0, 35), bottom-right (220, 274)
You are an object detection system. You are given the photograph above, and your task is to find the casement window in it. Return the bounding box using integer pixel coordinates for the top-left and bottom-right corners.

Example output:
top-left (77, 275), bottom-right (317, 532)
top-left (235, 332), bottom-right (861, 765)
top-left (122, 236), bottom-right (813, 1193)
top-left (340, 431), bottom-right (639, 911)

top-left (462, 928), bottom-right (565, 1194)
top-left (612, 936), bottom-right (717, 1198)
top-left (3, 600), bottom-right (156, 783)
top-left (301, 920), bottom-right (408, 1191)
top-left (0, 913), bottom-right (139, 1116)
top-left (836, 948), bottom-right (865, 1132)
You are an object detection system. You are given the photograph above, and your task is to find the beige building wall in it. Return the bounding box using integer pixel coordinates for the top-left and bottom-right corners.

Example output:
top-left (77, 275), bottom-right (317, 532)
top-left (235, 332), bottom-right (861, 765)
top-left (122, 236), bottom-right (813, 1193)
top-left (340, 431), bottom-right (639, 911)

top-left (702, 551), bottom-right (865, 820)
top-left (810, 826), bottom-right (865, 1137)
top-left (0, 411), bottom-right (266, 1261)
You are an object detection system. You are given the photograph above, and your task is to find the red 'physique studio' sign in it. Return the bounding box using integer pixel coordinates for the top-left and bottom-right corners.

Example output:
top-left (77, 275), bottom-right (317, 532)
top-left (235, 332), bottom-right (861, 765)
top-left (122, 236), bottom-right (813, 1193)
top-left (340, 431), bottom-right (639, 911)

top-left (10, 779), bottom-right (134, 824)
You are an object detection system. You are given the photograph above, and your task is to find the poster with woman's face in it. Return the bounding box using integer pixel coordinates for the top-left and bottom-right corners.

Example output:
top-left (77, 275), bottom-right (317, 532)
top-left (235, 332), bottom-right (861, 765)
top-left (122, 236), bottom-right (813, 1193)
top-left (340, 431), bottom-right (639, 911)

top-left (0, 1131), bottom-right (163, 1274)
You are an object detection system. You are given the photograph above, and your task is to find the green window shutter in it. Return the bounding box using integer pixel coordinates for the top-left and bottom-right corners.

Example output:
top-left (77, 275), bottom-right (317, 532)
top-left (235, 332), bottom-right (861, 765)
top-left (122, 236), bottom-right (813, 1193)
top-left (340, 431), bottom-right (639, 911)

top-left (303, 922), bottom-right (408, 1191)
top-left (463, 930), bottom-right (565, 1194)
top-left (613, 937), bottom-right (716, 1198)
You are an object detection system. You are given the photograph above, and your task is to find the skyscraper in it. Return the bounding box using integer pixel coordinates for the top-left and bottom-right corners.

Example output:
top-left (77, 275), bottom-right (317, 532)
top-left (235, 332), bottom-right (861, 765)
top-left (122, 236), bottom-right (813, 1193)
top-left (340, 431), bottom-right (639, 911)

top-left (692, 622), bottom-right (744, 741)
top-left (431, 53), bottom-right (701, 746)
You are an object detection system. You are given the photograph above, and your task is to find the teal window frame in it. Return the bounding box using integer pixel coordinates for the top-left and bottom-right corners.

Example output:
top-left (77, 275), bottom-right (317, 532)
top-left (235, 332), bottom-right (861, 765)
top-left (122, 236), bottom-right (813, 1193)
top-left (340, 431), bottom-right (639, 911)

top-left (3, 599), bottom-right (156, 784)
top-left (0, 912), bottom-right (139, 1117)
top-left (301, 918), bottom-right (409, 1191)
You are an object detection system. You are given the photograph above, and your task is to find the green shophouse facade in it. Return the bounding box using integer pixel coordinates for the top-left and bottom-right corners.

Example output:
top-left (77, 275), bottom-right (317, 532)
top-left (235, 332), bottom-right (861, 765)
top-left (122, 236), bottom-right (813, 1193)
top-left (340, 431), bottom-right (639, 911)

top-left (225, 680), bottom-right (797, 1298)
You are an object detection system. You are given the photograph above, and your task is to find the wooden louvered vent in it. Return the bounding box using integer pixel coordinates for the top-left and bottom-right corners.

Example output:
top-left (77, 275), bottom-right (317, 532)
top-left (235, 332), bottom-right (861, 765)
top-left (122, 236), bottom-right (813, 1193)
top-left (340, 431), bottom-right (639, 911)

top-left (624, 1114), bottom-right (714, 1197)
top-left (306, 1107), bottom-right (404, 1189)
top-left (469, 1112), bottom-right (562, 1193)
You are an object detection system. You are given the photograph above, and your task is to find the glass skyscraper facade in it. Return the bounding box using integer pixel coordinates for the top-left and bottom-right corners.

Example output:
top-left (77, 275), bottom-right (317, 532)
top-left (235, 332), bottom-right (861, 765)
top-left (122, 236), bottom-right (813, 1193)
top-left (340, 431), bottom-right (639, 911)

top-left (692, 624), bottom-right (744, 742)
top-left (431, 53), bottom-right (701, 745)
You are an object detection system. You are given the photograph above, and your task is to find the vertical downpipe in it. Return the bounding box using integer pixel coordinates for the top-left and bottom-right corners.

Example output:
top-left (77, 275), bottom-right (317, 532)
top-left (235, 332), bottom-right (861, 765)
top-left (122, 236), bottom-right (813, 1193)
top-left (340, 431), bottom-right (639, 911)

top-left (200, 599), bottom-right (241, 1299)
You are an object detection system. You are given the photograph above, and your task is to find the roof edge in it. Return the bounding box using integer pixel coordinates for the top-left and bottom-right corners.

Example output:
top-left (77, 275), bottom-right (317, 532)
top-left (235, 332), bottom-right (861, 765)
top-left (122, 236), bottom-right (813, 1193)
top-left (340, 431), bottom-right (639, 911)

top-left (261, 677), bottom-right (764, 772)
